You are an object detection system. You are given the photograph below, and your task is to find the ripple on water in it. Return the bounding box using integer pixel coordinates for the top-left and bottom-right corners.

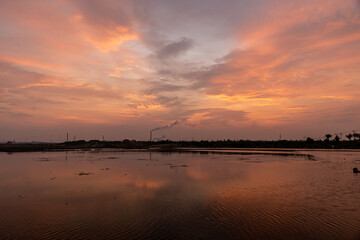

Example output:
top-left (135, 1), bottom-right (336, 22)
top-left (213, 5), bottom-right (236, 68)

top-left (1, 150), bottom-right (360, 240)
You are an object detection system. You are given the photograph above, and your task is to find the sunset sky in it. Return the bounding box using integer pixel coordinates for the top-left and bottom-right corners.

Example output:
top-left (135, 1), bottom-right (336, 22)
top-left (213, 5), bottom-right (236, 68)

top-left (1, 0), bottom-right (360, 142)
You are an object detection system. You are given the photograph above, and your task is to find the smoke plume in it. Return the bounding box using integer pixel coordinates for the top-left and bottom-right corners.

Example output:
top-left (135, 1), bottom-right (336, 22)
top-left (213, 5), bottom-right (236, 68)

top-left (151, 121), bottom-right (179, 133)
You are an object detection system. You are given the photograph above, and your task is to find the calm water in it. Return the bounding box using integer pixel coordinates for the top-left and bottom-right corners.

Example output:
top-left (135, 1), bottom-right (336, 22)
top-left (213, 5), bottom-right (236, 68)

top-left (0, 149), bottom-right (359, 240)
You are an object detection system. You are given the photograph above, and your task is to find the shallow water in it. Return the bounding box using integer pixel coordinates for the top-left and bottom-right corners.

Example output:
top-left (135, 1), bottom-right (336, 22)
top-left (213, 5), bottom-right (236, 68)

top-left (0, 149), bottom-right (359, 240)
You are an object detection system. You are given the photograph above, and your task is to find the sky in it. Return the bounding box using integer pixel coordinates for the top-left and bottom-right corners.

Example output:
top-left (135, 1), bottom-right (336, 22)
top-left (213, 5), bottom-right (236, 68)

top-left (1, 0), bottom-right (360, 142)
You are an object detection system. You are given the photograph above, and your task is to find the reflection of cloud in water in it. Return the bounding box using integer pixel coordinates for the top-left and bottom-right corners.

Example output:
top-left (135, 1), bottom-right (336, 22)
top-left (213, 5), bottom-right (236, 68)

top-left (0, 150), bottom-right (359, 239)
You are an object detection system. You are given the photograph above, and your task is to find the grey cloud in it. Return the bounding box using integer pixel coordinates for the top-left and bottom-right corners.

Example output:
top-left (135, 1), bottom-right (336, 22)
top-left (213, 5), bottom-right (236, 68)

top-left (154, 95), bottom-right (183, 107)
top-left (145, 82), bottom-right (185, 95)
top-left (156, 38), bottom-right (195, 59)
top-left (139, 31), bottom-right (167, 50)
top-left (181, 64), bottom-right (224, 89)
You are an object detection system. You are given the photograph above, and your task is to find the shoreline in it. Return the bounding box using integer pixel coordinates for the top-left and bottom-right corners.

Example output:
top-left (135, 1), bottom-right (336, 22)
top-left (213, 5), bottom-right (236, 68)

top-left (1, 140), bottom-right (360, 152)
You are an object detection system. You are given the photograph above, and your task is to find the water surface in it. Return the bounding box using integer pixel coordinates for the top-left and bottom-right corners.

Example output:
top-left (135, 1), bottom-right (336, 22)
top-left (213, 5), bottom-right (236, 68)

top-left (0, 149), bottom-right (359, 239)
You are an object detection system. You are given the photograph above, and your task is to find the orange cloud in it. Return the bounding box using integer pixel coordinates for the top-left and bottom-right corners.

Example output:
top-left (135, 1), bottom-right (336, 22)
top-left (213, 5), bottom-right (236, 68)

top-left (72, 15), bottom-right (138, 52)
top-left (0, 56), bottom-right (67, 72)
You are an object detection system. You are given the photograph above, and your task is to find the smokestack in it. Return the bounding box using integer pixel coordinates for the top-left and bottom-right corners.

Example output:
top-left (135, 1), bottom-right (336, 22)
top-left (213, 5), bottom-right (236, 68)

top-left (67, 133), bottom-right (69, 142)
top-left (150, 120), bottom-right (180, 142)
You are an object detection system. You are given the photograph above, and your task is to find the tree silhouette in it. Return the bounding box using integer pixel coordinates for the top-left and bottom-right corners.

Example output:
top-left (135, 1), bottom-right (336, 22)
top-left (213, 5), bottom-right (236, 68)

top-left (346, 133), bottom-right (353, 141)
top-left (353, 132), bottom-right (360, 140)
top-left (325, 134), bottom-right (332, 141)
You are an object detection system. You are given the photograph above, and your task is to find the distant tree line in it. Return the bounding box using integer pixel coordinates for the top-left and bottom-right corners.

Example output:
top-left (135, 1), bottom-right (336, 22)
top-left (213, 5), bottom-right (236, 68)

top-left (2, 130), bottom-right (360, 151)
top-left (317, 131), bottom-right (360, 142)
